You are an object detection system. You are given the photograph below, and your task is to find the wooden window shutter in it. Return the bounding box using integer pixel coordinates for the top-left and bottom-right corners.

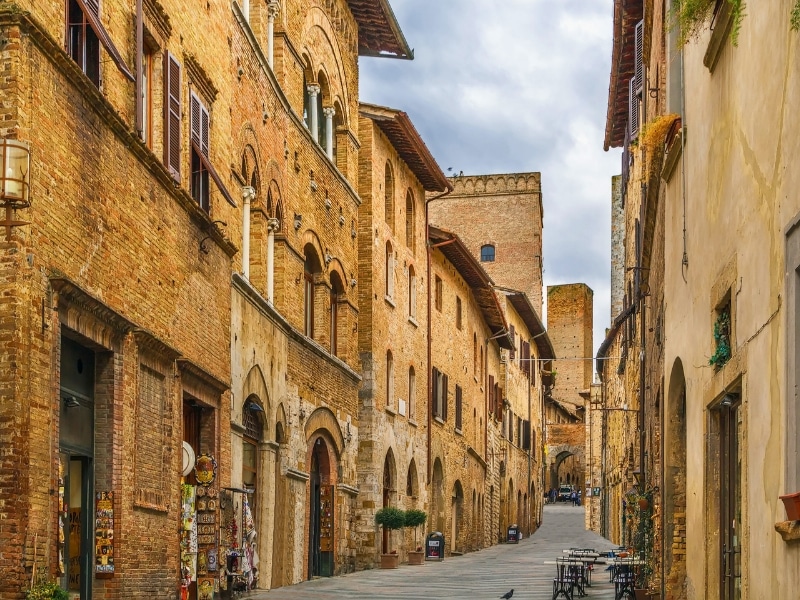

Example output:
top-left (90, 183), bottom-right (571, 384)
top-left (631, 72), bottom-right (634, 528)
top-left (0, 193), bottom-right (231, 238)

top-left (164, 52), bottom-right (181, 182)
top-left (509, 325), bottom-right (516, 360)
top-left (84, 0), bottom-right (99, 14)
top-left (432, 367), bottom-right (438, 417)
top-left (523, 420), bottom-right (531, 450)
top-left (629, 78), bottom-right (639, 140)
top-left (455, 385), bottom-right (462, 430)
top-left (634, 20), bottom-right (644, 94)
top-left (443, 374), bottom-right (449, 421)
top-left (190, 92), bottom-right (209, 157)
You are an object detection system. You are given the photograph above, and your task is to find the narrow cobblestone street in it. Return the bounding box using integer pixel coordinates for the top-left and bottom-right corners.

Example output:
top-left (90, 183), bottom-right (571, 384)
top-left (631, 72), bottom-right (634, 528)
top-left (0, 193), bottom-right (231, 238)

top-left (247, 504), bottom-right (621, 600)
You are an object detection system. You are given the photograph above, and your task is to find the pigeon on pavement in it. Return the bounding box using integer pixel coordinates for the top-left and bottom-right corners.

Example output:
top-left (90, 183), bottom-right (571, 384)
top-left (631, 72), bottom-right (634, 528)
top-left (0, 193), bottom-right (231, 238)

top-left (500, 590), bottom-right (514, 599)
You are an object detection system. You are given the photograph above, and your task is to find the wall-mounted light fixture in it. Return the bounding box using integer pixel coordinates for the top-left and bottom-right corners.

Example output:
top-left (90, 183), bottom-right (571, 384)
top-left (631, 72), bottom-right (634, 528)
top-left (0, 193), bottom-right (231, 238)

top-left (0, 139), bottom-right (32, 241)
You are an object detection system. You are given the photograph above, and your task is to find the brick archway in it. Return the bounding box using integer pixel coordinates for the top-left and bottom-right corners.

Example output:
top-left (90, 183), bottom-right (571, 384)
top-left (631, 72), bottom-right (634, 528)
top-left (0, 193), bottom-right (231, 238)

top-left (546, 443), bottom-right (586, 490)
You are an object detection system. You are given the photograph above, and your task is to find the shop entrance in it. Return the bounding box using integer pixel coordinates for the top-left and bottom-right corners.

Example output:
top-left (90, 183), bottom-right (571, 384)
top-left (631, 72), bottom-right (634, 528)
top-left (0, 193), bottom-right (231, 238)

top-left (308, 438), bottom-right (333, 578)
top-left (718, 395), bottom-right (742, 600)
top-left (59, 336), bottom-right (96, 600)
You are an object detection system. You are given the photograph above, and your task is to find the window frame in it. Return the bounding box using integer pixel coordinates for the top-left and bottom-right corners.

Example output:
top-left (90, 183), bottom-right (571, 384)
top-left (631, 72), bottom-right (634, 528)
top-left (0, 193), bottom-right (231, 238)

top-left (386, 350), bottom-right (394, 411)
top-left (435, 275), bottom-right (443, 312)
top-left (480, 244), bottom-right (496, 262)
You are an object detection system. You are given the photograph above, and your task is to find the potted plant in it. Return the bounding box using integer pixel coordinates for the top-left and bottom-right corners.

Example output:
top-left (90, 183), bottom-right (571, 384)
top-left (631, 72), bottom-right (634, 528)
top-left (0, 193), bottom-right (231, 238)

top-left (780, 491), bottom-right (800, 521)
top-left (374, 506), bottom-right (405, 569)
top-left (404, 509), bottom-right (427, 565)
top-left (26, 578), bottom-right (69, 600)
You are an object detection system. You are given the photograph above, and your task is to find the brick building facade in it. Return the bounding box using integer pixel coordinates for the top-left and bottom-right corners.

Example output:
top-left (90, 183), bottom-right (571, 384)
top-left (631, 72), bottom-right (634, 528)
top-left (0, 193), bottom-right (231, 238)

top-left (0, 0), bottom-right (560, 598)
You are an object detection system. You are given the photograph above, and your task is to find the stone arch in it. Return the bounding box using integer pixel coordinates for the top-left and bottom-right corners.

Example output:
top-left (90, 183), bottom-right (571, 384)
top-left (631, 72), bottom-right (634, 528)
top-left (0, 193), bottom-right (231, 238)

top-left (406, 457), bottom-right (419, 500)
top-left (275, 401), bottom-right (289, 442)
top-left (665, 358), bottom-right (688, 597)
top-left (432, 457), bottom-right (445, 533)
top-left (547, 444), bottom-right (585, 489)
top-left (241, 364), bottom-right (270, 416)
top-left (304, 406), bottom-right (345, 457)
top-left (306, 432), bottom-right (337, 579)
top-left (381, 448), bottom-right (398, 553)
top-left (300, 230), bottom-right (325, 266)
top-left (451, 480), bottom-right (464, 553)
top-left (301, 8), bottom-right (351, 125)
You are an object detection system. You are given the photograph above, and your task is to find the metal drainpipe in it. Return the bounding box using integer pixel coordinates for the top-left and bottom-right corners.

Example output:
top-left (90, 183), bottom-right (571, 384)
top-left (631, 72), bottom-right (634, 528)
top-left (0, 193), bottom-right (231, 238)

top-left (425, 188), bottom-right (452, 484)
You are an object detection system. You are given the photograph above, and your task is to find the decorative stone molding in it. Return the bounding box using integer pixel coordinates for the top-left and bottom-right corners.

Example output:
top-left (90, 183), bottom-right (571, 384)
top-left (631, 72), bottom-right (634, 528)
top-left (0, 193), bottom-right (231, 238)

top-left (184, 52), bottom-right (219, 104)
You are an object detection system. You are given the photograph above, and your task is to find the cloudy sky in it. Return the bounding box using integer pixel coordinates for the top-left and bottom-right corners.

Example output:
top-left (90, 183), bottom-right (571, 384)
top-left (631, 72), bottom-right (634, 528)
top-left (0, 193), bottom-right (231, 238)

top-left (360, 0), bottom-right (622, 359)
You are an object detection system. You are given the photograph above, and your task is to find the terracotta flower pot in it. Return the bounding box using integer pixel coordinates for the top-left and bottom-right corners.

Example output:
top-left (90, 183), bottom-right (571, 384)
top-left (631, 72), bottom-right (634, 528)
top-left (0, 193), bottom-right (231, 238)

top-left (779, 491), bottom-right (800, 521)
top-left (380, 553), bottom-right (400, 569)
top-left (407, 550), bottom-right (425, 566)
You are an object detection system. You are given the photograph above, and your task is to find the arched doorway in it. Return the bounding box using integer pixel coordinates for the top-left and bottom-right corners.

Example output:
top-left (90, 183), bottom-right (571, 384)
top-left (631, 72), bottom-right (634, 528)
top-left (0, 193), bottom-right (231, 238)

top-left (382, 450), bottom-right (397, 554)
top-left (666, 359), bottom-right (688, 597)
top-left (451, 480), bottom-right (463, 553)
top-left (308, 436), bottom-right (333, 578)
top-left (432, 458), bottom-right (445, 532)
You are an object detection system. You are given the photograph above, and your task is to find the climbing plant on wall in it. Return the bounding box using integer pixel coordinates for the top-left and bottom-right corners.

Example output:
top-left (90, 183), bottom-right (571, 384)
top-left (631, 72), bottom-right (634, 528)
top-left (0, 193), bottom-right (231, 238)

top-left (669, 0), bottom-right (745, 46)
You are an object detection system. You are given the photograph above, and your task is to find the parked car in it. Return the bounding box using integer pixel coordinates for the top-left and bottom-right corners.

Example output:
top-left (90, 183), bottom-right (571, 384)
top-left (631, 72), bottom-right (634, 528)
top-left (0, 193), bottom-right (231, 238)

top-left (558, 485), bottom-right (574, 502)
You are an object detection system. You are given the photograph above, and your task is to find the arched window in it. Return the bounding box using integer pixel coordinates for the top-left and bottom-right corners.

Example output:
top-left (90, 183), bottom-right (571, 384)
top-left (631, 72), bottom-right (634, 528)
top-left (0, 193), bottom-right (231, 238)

top-left (385, 241), bottom-right (394, 299)
top-left (408, 265), bottom-right (417, 319)
top-left (473, 333), bottom-right (477, 376)
top-left (386, 350), bottom-right (394, 411)
top-left (480, 244), bottom-right (496, 262)
top-left (405, 189), bottom-right (415, 250)
top-left (330, 272), bottom-right (344, 356)
top-left (408, 366), bottom-right (416, 421)
top-left (304, 246), bottom-right (321, 338)
top-left (384, 162), bottom-right (395, 233)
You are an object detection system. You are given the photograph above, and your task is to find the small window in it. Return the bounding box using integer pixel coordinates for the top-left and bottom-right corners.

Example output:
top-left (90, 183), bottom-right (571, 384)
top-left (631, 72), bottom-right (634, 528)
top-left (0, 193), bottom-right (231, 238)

top-left (385, 162), bottom-right (395, 233)
top-left (480, 245), bottom-right (495, 262)
top-left (408, 265), bottom-right (417, 319)
top-left (456, 296), bottom-right (462, 330)
top-left (435, 275), bottom-right (443, 311)
top-left (408, 367), bottom-right (416, 421)
top-left (67, 0), bottom-right (100, 86)
top-left (455, 385), bottom-right (463, 431)
top-left (385, 242), bottom-right (395, 299)
top-left (386, 350), bottom-right (394, 411)
top-left (405, 190), bottom-right (415, 251)
top-left (139, 42), bottom-right (154, 148)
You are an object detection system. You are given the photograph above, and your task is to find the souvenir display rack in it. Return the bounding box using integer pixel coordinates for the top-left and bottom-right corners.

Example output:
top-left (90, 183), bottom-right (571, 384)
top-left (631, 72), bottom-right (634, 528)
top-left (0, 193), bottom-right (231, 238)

top-left (220, 487), bottom-right (256, 598)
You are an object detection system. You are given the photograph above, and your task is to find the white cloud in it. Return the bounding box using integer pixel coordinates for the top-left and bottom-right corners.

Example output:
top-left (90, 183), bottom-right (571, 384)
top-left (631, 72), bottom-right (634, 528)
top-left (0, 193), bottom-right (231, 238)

top-left (360, 0), bottom-right (622, 358)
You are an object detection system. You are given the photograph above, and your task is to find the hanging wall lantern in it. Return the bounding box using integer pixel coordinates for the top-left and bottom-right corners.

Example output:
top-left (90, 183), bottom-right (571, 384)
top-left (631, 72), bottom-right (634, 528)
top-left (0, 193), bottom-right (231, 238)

top-left (0, 139), bottom-right (31, 241)
top-left (0, 139), bottom-right (30, 208)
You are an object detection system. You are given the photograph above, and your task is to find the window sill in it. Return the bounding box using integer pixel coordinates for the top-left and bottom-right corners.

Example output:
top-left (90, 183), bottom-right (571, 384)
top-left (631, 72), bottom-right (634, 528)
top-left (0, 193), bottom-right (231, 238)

top-left (384, 295), bottom-right (396, 308)
top-left (454, 427), bottom-right (463, 436)
top-left (433, 416), bottom-right (445, 426)
top-left (385, 407), bottom-right (396, 417)
top-left (408, 419), bottom-right (418, 428)
top-left (408, 316), bottom-right (419, 328)
top-left (661, 127), bottom-right (685, 183)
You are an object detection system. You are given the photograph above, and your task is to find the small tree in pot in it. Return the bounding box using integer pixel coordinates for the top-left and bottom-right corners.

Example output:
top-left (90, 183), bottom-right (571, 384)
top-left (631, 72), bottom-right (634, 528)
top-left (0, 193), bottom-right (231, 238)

top-left (374, 507), bottom-right (406, 569)
top-left (404, 509), bottom-right (427, 565)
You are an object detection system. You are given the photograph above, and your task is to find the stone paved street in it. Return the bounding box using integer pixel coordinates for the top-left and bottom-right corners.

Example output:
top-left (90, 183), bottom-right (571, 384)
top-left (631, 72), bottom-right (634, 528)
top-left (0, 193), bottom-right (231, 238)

top-left (246, 504), bottom-right (620, 599)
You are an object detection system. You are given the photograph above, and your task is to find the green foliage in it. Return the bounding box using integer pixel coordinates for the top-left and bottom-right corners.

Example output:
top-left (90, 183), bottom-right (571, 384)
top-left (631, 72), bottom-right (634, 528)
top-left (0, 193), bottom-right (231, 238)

top-left (404, 508), bottom-right (427, 546)
top-left (631, 492), bottom-right (655, 589)
top-left (26, 580), bottom-right (69, 600)
top-left (668, 0), bottom-right (745, 46)
top-left (403, 509), bottom-right (427, 529)
top-left (792, 0), bottom-right (800, 31)
top-left (374, 506), bottom-right (406, 531)
top-left (709, 309), bottom-right (731, 369)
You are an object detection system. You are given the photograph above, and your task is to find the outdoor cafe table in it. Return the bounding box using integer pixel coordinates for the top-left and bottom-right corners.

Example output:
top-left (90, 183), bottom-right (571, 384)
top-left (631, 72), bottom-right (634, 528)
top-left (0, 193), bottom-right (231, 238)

top-left (562, 550), bottom-right (600, 558)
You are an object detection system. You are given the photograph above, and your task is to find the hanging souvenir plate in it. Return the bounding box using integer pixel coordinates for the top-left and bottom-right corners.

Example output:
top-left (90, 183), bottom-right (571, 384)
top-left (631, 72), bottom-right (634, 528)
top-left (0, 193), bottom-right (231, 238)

top-left (182, 442), bottom-right (196, 477)
top-left (194, 454), bottom-right (217, 486)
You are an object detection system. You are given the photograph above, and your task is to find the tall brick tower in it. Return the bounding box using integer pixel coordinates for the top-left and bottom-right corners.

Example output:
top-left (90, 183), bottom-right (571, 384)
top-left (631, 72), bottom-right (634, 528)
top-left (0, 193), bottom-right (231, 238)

top-left (428, 172), bottom-right (544, 313)
top-left (547, 283), bottom-right (594, 407)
